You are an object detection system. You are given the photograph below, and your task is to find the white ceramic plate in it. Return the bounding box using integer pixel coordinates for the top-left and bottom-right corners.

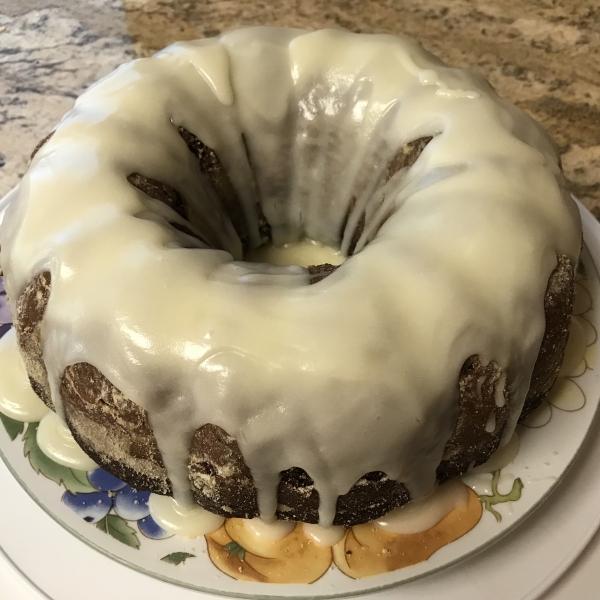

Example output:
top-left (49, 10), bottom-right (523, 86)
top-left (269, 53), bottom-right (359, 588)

top-left (1, 187), bottom-right (599, 599)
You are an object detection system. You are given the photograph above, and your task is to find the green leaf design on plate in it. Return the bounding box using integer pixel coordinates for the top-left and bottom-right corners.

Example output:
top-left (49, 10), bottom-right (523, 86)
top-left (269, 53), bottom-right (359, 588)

top-left (22, 422), bottom-right (96, 494)
top-left (0, 412), bottom-right (24, 441)
top-left (161, 552), bottom-right (196, 565)
top-left (95, 514), bottom-right (140, 549)
top-left (223, 541), bottom-right (246, 562)
top-left (479, 470), bottom-right (524, 522)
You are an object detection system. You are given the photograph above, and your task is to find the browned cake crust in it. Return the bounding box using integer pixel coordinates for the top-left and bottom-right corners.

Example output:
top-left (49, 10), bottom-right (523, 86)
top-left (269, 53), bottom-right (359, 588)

top-left (519, 254), bottom-right (576, 420)
top-left (30, 131), bottom-right (55, 161)
top-left (307, 263), bottom-right (339, 284)
top-left (189, 424), bottom-right (410, 526)
top-left (343, 136), bottom-right (433, 256)
top-left (61, 362), bottom-right (172, 495)
top-left (15, 271), bottom-right (53, 408)
top-left (436, 356), bottom-right (509, 482)
top-left (10, 251), bottom-right (576, 525)
top-left (9, 130), bottom-right (577, 526)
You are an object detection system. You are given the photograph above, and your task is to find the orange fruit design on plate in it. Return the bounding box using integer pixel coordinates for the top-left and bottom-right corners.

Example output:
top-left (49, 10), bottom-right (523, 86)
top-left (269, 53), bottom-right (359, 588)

top-left (206, 484), bottom-right (483, 582)
top-left (333, 487), bottom-right (482, 578)
top-left (206, 518), bottom-right (332, 583)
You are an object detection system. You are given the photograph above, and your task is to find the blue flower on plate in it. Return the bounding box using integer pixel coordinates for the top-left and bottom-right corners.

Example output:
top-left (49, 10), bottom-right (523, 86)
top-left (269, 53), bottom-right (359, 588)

top-left (0, 276), bottom-right (13, 338)
top-left (63, 468), bottom-right (172, 539)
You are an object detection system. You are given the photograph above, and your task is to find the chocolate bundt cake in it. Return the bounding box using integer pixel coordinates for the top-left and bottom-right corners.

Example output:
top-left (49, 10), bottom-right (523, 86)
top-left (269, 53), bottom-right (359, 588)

top-left (0, 28), bottom-right (581, 527)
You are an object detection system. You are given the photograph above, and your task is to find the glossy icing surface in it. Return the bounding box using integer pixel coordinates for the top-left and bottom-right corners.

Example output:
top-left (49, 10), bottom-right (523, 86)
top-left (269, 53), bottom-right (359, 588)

top-left (302, 523), bottom-right (346, 547)
top-left (148, 494), bottom-right (224, 538)
top-left (0, 329), bottom-right (50, 423)
top-left (470, 432), bottom-right (520, 475)
top-left (37, 411), bottom-right (98, 471)
top-left (243, 517), bottom-right (296, 542)
top-left (374, 479), bottom-right (469, 534)
top-left (245, 239), bottom-right (345, 268)
top-left (0, 28), bottom-right (581, 526)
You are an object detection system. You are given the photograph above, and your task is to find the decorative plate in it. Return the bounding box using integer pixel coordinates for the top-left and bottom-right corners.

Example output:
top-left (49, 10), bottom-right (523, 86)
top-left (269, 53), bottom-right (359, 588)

top-left (0, 191), bottom-right (599, 599)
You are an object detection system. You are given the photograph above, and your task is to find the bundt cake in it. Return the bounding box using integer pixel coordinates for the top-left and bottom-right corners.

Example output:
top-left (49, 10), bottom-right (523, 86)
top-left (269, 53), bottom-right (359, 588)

top-left (0, 28), bottom-right (581, 528)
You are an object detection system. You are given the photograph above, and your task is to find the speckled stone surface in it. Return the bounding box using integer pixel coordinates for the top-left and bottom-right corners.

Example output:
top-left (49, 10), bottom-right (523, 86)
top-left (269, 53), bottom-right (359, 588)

top-left (0, 0), bottom-right (598, 215)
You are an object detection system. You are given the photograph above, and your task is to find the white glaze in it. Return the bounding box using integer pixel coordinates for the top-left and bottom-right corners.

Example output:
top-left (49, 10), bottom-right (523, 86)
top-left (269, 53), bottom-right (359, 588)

top-left (485, 411), bottom-right (496, 433)
top-left (0, 28), bottom-right (582, 526)
top-left (36, 411), bottom-right (98, 471)
top-left (0, 329), bottom-right (50, 423)
top-left (243, 517), bottom-right (295, 542)
top-left (302, 523), bottom-right (346, 547)
top-left (470, 432), bottom-right (520, 475)
top-left (148, 494), bottom-right (224, 538)
top-left (495, 375), bottom-right (507, 408)
top-left (245, 239), bottom-right (345, 268)
top-left (374, 479), bottom-right (469, 534)
top-left (559, 316), bottom-right (587, 376)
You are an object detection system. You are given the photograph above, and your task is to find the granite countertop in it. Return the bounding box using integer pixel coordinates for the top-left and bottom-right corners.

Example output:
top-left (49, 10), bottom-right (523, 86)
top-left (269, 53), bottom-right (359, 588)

top-left (0, 0), bottom-right (597, 214)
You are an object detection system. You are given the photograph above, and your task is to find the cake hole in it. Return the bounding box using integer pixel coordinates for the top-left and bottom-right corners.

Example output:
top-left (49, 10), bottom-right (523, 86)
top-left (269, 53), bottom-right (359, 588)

top-left (129, 128), bottom-right (434, 272)
top-left (244, 151), bottom-right (430, 280)
top-left (244, 239), bottom-right (345, 269)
